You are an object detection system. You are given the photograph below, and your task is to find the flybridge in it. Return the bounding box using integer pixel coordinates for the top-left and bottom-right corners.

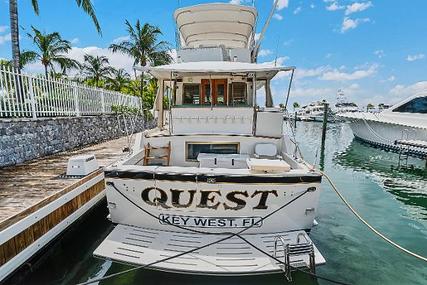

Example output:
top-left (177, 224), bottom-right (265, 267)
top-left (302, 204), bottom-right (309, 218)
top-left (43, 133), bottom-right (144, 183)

top-left (174, 3), bottom-right (257, 49)
top-left (174, 3), bottom-right (258, 63)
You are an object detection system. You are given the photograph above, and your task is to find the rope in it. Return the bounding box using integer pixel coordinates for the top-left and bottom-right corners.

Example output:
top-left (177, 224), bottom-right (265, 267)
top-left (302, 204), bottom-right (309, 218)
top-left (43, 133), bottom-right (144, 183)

top-left (359, 114), bottom-right (395, 144)
top-left (76, 234), bottom-right (236, 285)
top-left (321, 171), bottom-right (427, 263)
top-left (107, 181), bottom-right (310, 236)
top-left (236, 234), bottom-right (350, 285)
top-left (77, 182), bottom-right (348, 285)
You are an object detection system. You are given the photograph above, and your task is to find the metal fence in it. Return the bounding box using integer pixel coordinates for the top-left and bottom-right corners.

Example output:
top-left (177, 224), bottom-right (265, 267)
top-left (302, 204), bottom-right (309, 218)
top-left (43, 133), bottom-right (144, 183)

top-left (0, 65), bottom-right (142, 118)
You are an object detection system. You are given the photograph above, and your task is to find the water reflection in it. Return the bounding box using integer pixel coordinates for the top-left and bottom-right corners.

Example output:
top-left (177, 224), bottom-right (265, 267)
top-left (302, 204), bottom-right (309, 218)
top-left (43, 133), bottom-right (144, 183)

top-left (334, 139), bottom-right (427, 220)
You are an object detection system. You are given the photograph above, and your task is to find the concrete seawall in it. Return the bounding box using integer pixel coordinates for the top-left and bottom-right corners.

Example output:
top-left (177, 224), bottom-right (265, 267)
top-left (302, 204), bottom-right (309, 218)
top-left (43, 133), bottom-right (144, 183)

top-left (0, 115), bottom-right (154, 167)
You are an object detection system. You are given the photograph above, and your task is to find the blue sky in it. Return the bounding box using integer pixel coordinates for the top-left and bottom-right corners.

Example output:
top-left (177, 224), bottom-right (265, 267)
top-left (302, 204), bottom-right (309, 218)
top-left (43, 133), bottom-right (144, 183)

top-left (1, 0), bottom-right (427, 107)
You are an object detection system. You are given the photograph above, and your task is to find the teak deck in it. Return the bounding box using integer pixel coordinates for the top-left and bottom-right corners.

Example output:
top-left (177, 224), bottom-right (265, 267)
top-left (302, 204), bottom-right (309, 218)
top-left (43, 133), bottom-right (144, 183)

top-left (0, 136), bottom-right (130, 273)
top-left (0, 137), bottom-right (129, 226)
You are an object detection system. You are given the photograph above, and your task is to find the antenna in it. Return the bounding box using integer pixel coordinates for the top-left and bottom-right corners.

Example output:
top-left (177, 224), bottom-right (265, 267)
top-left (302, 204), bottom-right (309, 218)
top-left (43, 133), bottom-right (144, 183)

top-left (274, 35), bottom-right (281, 67)
top-left (252, 0), bottom-right (280, 62)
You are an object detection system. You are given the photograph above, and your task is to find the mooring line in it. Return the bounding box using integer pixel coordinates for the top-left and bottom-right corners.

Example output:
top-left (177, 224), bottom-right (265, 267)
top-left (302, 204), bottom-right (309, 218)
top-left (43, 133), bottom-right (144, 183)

top-left (77, 182), bottom-right (349, 285)
top-left (235, 234), bottom-right (350, 285)
top-left (106, 181), bottom-right (310, 236)
top-left (321, 171), bottom-right (427, 263)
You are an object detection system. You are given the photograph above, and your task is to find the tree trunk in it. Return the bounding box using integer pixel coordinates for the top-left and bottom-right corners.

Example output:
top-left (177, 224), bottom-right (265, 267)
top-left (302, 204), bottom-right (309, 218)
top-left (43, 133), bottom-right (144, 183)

top-left (9, 0), bottom-right (20, 72)
top-left (140, 71), bottom-right (144, 98)
top-left (44, 64), bottom-right (49, 79)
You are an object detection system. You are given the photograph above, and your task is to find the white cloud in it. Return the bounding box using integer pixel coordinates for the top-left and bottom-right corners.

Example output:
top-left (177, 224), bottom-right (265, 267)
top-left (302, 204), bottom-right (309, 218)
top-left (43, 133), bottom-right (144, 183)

top-left (341, 17), bottom-right (370, 33)
top-left (320, 64), bottom-right (378, 81)
top-left (229, 0), bottom-right (253, 5)
top-left (261, 56), bottom-right (289, 67)
top-left (273, 13), bottom-right (284, 20)
top-left (254, 33), bottom-right (261, 41)
top-left (70, 38), bottom-right (80, 45)
top-left (390, 81), bottom-right (427, 98)
top-left (0, 25), bottom-right (8, 33)
top-left (258, 49), bottom-right (274, 57)
top-left (0, 33), bottom-right (11, 45)
top-left (296, 66), bottom-right (329, 79)
top-left (283, 39), bottom-right (294, 46)
top-left (275, 0), bottom-right (289, 10)
top-left (326, 2), bottom-right (344, 11)
top-left (112, 35), bottom-right (130, 44)
top-left (169, 48), bottom-right (177, 63)
top-left (24, 45), bottom-right (135, 75)
top-left (325, 53), bottom-right (333, 58)
top-left (293, 7), bottom-right (302, 15)
top-left (387, 75), bottom-right (396, 82)
top-left (374, 49), bottom-right (385, 58)
top-left (310, 4), bottom-right (315, 9)
top-left (291, 87), bottom-right (334, 98)
top-left (406, 54), bottom-right (425, 62)
top-left (348, 83), bottom-right (360, 90)
top-left (345, 1), bottom-right (373, 15)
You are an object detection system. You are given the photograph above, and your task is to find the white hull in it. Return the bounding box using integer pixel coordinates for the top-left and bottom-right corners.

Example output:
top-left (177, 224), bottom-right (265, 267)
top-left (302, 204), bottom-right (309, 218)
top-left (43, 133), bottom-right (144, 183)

top-left (345, 115), bottom-right (427, 155)
top-left (94, 224), bottom-right (325, 276)
top-left (105, 171), bottom-right (321, 234)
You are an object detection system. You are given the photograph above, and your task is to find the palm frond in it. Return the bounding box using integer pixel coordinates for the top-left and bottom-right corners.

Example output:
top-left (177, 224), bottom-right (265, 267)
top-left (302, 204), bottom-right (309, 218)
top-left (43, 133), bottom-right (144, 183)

top-left (31, 0), bottom-right (39, 15)
top-left (75, 0), bottom-right (102, 34)
top-left (19, 50), bottom-right (39, 68)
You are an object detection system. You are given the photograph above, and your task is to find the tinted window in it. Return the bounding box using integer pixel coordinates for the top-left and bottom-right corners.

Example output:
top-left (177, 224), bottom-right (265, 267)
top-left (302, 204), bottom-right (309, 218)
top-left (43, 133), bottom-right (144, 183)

top-left (187, 143), bottom-right (239, 160)
top-left (230, 82), bottom-right (247, 105)
top-left (393, 97), bottom-right (427, 114)
top-left (183, 84), bottom-right (200, 104)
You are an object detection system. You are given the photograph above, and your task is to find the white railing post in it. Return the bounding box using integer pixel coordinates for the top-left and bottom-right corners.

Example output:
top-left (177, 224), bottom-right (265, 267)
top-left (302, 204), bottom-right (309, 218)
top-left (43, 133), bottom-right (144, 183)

top-left (73, 82), bottom-right (80, 116)
top-left (100, 89), bottom-right (106, 114)
top-left (28, 77), bottom-right (37, 119)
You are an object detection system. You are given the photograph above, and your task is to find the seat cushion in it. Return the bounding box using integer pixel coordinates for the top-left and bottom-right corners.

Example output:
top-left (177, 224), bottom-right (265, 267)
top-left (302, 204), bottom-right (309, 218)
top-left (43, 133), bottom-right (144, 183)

top-left (254, 143), bottom-right (277, 157)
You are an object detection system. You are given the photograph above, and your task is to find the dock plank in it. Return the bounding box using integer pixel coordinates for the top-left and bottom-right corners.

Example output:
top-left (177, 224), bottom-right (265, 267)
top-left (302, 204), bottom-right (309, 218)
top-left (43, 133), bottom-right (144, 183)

top-left (0, 136), bottom-right (130, 229)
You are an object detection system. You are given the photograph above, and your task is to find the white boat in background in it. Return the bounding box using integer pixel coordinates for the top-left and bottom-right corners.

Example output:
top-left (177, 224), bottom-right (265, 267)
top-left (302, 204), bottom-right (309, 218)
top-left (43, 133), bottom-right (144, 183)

top-left (334, 89), bottom-right (359, 114)
top-left (94, 2), bottom-right (325, 277)
top-left (297, 101), bottom-right (335, 122)
top-left (339, 92), bottom-right (427, 157)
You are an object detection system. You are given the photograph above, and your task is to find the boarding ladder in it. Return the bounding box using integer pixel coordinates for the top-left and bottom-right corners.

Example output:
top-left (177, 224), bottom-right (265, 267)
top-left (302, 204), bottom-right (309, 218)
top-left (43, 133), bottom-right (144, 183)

top-left (143, 142), bottom-right (171, 166)
top-left (395, 139), bottom-right (427, 169)
top-left (274, 232), bottom-right (316, 282)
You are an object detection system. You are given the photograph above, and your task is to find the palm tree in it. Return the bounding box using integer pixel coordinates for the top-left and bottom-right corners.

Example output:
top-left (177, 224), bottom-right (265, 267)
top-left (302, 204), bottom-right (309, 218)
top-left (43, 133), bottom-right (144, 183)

top-left (0, 59), bottom-right (11, 68)
top-left (24, 26), bottom-right (80, 78)
top-left (293, 102), bottom-right (300, 110)
top-left (8, 0), bottom-right (101, 72)
top-left (367, 103), bottom-right (375, 112)
top-left (109, 20), bottom-right (172, 97)
top-left (81, 54), bottom-right (113, 88)
top-left (106, 68), bottom-right (130, 91)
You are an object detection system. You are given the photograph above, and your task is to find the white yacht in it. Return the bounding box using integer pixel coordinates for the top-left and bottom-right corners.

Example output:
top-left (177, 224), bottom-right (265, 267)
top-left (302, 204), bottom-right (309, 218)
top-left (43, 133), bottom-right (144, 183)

top-left (297, 101), bottom-right (333, 122)
top-left (94, 3), bottom-right (325, 277)
top-left (339, 92), bottom-right (427, 157)
top-left (334, 89), bottom-right (359, 114)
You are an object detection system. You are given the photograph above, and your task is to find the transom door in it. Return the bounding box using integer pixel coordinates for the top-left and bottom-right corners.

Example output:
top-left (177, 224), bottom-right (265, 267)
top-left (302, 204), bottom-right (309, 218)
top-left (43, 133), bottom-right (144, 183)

top-left (201, 79), bottom-right (228, 106)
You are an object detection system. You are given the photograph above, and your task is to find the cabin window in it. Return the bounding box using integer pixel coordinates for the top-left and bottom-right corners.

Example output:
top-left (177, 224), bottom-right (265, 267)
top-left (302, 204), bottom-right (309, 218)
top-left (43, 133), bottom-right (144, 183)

top-left (183, 84), bottom-right (200, 104)
top-left (230, 82), bottom-right (247, 105)
top-left (392, 97), bottom-right (427, 114)
top-left (186, 142), bottom-right (239, 160)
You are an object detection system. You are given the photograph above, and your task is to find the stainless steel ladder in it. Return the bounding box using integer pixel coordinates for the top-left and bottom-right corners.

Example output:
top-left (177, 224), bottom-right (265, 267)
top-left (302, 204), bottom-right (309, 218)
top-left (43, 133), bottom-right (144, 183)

top-left (274, 233), bottom-right (316, 282)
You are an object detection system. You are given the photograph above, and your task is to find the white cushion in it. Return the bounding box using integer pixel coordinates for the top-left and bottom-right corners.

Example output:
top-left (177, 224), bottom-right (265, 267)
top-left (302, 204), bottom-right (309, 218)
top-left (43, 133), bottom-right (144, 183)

top-left (254, 143), bottom-right (277, 157)
top-left (247, 158), bottom-right (291, 173)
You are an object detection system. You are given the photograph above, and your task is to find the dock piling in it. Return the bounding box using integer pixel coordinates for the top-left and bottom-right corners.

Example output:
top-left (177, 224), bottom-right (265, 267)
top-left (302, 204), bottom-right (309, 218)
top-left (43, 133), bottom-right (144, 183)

top-left (294, 111), bottom-right (297, 128)
top-left (321, 103), bottom-right (328, 149)
top-left (319, 103), bottom-right (328, 170)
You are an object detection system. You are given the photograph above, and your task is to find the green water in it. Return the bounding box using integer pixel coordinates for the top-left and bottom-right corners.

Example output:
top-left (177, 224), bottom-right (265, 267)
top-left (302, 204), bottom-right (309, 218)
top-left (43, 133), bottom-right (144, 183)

top-left (6, 122), bottom-right (427, 285)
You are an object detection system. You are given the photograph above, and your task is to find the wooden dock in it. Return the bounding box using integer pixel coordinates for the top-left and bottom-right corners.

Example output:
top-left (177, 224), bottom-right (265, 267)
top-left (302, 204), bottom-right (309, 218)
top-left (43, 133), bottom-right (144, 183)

top-left (0, 136), bottom-right (130, 281)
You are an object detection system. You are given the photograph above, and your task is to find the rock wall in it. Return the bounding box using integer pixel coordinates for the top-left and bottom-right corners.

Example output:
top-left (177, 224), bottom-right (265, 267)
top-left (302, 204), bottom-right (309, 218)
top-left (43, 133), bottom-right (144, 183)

top-left (0, 115), bottom-right (155, 167)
